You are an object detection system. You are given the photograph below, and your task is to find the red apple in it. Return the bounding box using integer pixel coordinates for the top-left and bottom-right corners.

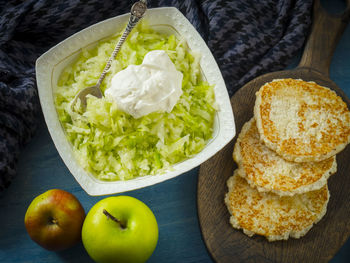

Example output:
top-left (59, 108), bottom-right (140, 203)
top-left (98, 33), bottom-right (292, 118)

top-left (24, 189), bottom-right (85, 251)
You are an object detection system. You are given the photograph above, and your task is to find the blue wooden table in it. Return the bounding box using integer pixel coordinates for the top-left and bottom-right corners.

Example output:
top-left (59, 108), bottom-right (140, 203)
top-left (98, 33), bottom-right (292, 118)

top-left (1, 5), bottom-right (350, 263)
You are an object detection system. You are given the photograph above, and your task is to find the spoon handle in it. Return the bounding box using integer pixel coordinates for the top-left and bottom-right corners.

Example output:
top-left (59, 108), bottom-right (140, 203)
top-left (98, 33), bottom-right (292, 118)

top-left (96, 0), bottom-right (147, 87)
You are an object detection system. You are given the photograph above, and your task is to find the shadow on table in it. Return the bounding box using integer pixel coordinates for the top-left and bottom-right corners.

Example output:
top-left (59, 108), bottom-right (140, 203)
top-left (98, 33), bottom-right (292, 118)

top-left (56, 242), bottom-right (93, 263)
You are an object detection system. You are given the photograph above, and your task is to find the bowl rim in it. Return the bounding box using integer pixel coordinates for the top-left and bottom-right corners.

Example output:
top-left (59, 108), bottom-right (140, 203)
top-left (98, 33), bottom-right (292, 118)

top-left (36, 7), bottom-right (235, 196)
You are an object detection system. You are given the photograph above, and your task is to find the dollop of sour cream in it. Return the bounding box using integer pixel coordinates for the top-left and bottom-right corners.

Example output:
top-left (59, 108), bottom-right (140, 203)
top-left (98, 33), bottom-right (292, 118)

top-left (105, 50), bottom-right (183, 119)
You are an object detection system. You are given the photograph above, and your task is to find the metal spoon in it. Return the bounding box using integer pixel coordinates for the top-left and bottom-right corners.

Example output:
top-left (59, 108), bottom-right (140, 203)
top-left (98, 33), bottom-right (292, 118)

top-left (71, 0), bottom-right (147, 110)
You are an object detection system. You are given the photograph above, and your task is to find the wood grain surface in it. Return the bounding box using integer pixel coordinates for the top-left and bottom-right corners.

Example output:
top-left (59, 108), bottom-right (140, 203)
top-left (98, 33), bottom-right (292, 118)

top-left (197, 1), bottom-right (350, 262)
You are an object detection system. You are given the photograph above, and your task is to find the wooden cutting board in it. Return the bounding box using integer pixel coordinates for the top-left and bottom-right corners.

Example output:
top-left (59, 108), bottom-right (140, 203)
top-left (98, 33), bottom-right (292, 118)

top-left (197, 1), bottom-right (350, 262)
top-left (197, 73), bottom-right (350, 263)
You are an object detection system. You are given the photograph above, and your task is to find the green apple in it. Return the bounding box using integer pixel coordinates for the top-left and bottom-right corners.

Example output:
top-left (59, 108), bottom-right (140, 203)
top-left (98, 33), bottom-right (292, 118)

top-left (82, 196), bottom-right (158, 263)
top-left (24, 189), bottom-right (85, 251)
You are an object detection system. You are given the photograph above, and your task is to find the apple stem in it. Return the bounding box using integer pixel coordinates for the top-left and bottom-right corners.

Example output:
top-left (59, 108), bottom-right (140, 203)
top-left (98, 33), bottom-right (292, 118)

top-left (103, 209), bottom-right (126, 229)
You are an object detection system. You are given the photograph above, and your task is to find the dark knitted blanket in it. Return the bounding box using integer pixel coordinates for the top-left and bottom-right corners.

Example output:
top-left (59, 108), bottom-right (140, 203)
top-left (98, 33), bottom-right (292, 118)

top-left (0, 0), bottom-right (312, 190)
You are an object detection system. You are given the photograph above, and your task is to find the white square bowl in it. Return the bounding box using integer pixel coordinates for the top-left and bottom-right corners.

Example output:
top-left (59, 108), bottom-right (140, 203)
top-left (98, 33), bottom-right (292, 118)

top-left (36, 7), bottom-right (235, 196)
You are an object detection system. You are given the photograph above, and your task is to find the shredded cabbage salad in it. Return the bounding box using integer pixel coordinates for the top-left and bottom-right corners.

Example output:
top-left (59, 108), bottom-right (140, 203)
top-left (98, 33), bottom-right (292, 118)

top-left (55, 22), bottom-right (217, 181)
